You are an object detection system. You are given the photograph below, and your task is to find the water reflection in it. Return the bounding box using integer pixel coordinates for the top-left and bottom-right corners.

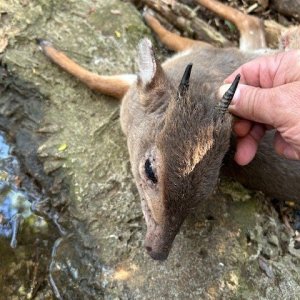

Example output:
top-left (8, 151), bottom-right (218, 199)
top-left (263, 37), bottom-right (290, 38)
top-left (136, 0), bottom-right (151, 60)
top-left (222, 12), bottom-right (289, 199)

top-left (0, 131), bottom-right (34, 247)
top-left (0, 134), bottom-right (10, 157)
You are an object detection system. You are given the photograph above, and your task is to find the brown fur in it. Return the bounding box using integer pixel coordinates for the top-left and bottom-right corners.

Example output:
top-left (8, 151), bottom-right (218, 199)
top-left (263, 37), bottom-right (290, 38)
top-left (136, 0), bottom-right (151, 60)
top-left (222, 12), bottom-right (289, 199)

top-left (38, 5), bottom-right (300, 261)
top-left (120, 45), bottom-right (300, 260)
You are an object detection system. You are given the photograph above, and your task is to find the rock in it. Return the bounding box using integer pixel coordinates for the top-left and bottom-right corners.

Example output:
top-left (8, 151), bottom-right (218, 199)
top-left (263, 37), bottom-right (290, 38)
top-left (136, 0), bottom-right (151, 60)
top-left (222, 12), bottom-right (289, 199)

top-left (271, 0), bottom-right (300, 21)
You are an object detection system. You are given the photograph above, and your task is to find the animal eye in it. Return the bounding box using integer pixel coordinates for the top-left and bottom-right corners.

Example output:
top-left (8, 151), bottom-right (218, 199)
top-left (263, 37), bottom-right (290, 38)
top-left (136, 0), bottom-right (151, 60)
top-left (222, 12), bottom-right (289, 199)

top-left (145, 158), bottom-right (157, 183)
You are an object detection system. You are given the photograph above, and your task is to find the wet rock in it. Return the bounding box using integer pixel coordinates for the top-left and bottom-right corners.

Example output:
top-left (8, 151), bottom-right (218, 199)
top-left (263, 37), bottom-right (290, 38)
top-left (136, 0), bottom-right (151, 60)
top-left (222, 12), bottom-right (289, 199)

top-left (271, 0), bottom-right (300, 21)
top-left (0, 131), bottom-right (56, 298)
top-left (293, 210), bottom-right (300, 231)
top-left (258, 256), bottom-right (274, 279)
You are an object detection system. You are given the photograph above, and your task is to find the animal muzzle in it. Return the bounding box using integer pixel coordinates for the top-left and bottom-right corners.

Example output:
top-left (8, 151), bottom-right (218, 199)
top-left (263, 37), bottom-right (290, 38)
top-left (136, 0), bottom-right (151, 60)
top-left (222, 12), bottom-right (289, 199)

top-left (144, 225), bottom-right (179, 261)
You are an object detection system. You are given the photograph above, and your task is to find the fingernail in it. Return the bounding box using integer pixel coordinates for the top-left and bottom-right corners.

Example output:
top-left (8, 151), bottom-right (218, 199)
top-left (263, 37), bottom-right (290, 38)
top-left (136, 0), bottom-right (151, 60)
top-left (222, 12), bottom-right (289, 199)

top-left (218, 84), bottom-right (241, 105)
top-left (283, 147), bottom-right (300, 160)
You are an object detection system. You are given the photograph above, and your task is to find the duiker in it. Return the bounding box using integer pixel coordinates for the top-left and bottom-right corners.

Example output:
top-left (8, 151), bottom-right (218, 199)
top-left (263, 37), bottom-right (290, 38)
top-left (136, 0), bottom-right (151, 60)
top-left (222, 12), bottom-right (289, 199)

top-left (38, 0), bottom-right (300, 260)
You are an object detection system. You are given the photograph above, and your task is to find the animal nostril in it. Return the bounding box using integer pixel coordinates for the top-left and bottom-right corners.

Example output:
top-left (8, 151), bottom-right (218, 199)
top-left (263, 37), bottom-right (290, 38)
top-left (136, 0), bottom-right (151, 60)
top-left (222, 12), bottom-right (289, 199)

top-left (145, 246), bottom-right (152, 253)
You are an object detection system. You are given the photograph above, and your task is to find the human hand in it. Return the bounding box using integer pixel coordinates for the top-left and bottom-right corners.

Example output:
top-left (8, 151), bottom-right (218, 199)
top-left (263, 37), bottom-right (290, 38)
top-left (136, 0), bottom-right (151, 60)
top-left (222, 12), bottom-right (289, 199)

top-left (219, 50), bottom-right (300, 166)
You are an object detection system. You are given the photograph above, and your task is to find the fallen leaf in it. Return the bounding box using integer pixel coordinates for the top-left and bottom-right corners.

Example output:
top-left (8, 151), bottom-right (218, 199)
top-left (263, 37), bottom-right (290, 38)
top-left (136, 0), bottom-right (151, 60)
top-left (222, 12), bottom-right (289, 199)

top-left (115, 30), bottom-right (121, 38)
top-left (58, 143), bottom-right (68, 151)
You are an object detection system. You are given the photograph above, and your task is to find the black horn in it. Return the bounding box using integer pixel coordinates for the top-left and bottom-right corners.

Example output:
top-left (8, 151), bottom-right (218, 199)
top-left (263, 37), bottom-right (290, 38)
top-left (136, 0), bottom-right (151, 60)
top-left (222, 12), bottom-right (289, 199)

top-left (216, 74), bottom-right (241, 114)
top-left (177, 63), bottom-right (193, 99)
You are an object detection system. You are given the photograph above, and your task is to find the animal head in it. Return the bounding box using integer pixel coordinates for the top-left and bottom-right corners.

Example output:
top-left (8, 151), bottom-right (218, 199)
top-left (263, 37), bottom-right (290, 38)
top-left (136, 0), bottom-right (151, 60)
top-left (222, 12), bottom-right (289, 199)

top-left (122, 39), bottom-right (240, 260)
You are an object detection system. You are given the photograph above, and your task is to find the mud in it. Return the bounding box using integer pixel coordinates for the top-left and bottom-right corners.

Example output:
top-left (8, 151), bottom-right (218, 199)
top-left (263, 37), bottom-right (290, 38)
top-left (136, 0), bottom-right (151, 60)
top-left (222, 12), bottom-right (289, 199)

top-left (1, 0), bottom-right (300, 299)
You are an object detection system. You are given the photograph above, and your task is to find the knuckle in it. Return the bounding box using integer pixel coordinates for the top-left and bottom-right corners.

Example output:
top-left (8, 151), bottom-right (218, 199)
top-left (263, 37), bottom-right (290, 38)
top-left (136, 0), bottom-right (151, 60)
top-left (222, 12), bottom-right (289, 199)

top-left (248, 88), bottom-right (259, 119)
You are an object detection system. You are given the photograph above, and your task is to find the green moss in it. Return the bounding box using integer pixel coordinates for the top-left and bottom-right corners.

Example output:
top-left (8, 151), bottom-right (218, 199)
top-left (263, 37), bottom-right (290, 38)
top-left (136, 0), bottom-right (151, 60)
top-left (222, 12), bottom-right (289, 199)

top-left (220, 178), bottom-right (252, 202)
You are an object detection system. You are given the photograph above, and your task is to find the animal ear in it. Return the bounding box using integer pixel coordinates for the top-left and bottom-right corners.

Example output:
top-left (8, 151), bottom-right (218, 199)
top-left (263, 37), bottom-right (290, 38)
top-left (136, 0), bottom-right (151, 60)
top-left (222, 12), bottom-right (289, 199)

top-left (137, 38), bottom-right (164, 88)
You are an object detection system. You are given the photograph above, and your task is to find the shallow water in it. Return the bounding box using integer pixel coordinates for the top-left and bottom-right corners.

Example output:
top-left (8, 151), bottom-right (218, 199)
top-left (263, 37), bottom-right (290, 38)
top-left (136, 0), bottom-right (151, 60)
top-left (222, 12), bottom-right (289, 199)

top-left (0, 131), bottom-right (32, 247)
top-left (0, 131), bottom-right (56, 298)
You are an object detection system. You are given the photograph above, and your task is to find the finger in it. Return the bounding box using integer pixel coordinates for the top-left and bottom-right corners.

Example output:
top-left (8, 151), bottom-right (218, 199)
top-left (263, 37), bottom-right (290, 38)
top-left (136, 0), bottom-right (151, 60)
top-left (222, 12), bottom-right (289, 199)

top-left (224, 84), bottom-right (278, 126)
top-left (233, 119), bottom-right (272, 137)
top-left (224, 55), bottom-right (275, 87)
top-left (234, 137), bottom-right (257, 166)
top-left (234, 124), bottom-right (266, 165)
top-left (224, 50), bottom-right (300, 87)
top-left (225, 63), bottom-right (261, 87)
top-left (229, 82), bottom-right (300, 128)
top-left (273, 132), bottom-right (300, 160)
top-left (233, 119), bottom-right (252, 137)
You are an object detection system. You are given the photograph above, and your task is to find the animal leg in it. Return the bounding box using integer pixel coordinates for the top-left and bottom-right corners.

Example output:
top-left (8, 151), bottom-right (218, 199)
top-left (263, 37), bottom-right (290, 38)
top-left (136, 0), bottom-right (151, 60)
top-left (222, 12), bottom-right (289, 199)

top-left (196, 0), bottom-right (266, 50)
top-left (143, 11), bottom-right (212, 52)
top-left (37, 39), bottom-right (136, 99)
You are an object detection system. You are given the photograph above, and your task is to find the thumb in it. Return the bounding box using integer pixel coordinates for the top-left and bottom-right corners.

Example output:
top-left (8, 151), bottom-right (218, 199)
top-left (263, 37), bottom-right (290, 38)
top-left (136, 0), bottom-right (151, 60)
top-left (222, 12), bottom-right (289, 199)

top-left (219, 84), bottom-right (277, 126)
top-left (273, 131), bottom-right (300, 160)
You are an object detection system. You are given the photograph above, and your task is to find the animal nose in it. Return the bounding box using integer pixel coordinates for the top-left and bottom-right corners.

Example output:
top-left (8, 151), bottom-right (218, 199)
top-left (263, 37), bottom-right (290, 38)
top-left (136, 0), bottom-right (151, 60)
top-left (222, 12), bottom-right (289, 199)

top-left (145, 245), bottom-right (168, 261)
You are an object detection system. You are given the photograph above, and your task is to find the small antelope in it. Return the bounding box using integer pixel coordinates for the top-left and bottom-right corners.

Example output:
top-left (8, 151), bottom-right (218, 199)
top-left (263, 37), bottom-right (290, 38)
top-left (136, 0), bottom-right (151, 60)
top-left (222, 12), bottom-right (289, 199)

top-left (38, 0), bottom-right (300, 260)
